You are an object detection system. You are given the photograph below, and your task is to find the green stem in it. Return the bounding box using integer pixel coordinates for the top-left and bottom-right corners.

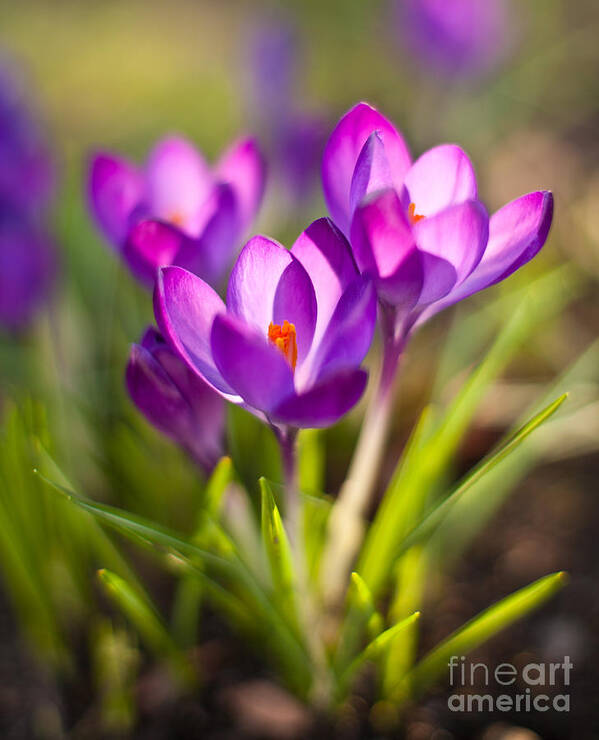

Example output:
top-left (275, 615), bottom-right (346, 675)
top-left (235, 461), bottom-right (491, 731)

top-left (320, 304), bottom-right (406, 612)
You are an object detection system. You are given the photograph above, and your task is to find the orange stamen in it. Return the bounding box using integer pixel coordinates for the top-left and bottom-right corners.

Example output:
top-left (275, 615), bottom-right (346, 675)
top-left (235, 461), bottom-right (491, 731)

top-left (169, 211), bottom-right (185, 227)
top-left (268, 320), bottom-right (298, 371)
top-left (408, 202), bottom-right (425, 224)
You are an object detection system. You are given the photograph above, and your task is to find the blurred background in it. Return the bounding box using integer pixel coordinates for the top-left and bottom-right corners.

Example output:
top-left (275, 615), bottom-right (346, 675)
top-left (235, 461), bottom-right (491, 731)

top-left (0, 0), bottom-right (598, 737)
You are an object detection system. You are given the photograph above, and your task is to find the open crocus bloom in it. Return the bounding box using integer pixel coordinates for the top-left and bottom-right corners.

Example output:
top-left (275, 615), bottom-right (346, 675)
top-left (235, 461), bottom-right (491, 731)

top-left (323, 102), bottom-right (553, 332)
top-left (154, 218), bottom-right (377, 429)
top-left (126, 327), bottom-right (224, 471)
top-left (89, 135), bottom-right (266, 287)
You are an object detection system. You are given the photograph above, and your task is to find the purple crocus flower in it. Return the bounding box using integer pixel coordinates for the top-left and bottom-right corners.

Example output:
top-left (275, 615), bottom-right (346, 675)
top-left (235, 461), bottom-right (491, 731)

top-left (126, 326), bottom-right (225, 471)
top-left (394, 0), bottom-right (510, 79)
top-left (0, 213), bottom-right (56, 330)
top-left (153, 218), bottom-right (377, 430)
top-left (322, 102), bottom-right (553, 336)
top-left (88, 135), bottom-right (266, 287)
top-left (319, 102), bottom-right (553, 601)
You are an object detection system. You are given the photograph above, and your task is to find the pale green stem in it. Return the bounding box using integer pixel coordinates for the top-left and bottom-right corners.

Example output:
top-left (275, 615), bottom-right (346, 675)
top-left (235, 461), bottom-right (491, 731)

top-left (320, 304), bottom-right (405, 612)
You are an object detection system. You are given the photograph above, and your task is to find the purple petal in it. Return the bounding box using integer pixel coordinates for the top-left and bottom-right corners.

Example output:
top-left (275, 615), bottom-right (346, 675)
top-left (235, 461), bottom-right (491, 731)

top-left (127, 343), bottom-right (195, 442)
top-left (272, 369), bottom-right (368, 428)
top-left (123, 220), bottom-right (190, 288)
top-left (146, 136), bottom-right (213, 237)
top-left (126, 339), bottom-right (224, 470)
top-left (322, 102), bottom-right (412, 235)
top-left (481, 190), bottom-right (554, 285)
top-left (154, 266), bottom-right (237, 397)
top-left (291, 218), bottom-right (358, 348)
top-left (211, 313), bottom-right (295, 413)
top-left (299, 276), bottom-right (377, 388)
top-left (349, 132), bottom-right (393, 216)
top-left (416, 190), bottom-right (554, 324)
top-left (350, 189), bottom-right (423, 308)
top-left (176, 183), bottom-right (240, 285)
top-left (402, 144), bottom-right (477, 217)
top-left (412, 200), bottom-right (489, 304)
top-left (227, 235), bottom-right (292, 332)
top-left (272, 260), bottom-right (317, 364)
top-left (227, 234), bottom-right (317, 363)
top-left (215, 137), bottom-right (266, 232)
top-left (88, 153), bottom-right (145, 246)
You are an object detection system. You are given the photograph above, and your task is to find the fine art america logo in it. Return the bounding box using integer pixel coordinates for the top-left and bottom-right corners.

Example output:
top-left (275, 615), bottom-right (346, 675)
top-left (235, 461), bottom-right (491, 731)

top-left (447, 655), bottom-right (572, 713)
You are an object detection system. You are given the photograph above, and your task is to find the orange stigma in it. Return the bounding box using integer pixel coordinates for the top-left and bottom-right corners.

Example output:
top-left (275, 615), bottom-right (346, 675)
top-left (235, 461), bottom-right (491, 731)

top-left (408, 202), bottom-right (425, 224)
top-left (169, 211), bottom-right (185, 227)
top-left (268, 320), bottom-right (297, 371)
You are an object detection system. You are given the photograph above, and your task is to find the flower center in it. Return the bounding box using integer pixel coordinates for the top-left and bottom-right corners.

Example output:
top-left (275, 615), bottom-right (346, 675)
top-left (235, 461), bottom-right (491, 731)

top-left (268, 320), bottom-right (297, 371)
top-left (408, 202), bottom-right (425, 225)
top-left (169, 211), bottom-right (185, 227)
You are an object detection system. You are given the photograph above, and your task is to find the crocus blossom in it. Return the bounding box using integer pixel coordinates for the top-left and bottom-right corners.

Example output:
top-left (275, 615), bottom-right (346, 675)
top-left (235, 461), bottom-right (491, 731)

top-left (394, 0), bottom-right (510, 80)
top-left (154, 218), bottom-right (377, 429)
top-left (126, 326), bottom-right (224, 470)
top-left (88, 135), bottom-right (266, 287)
top-left (323, 102), bottom-right (553, 334)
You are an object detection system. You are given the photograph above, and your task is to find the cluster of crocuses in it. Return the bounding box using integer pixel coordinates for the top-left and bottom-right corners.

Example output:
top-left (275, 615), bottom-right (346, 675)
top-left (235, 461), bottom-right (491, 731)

top-left (0, 55), bottom-right (56, 330)
top-left (88, 101), bottom-right (553, 481)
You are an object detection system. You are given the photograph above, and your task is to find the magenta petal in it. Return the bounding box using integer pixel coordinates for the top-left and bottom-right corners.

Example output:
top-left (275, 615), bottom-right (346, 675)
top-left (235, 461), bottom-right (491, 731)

top-left (154, 266), bottom-right (236, 397)
top-left (350, 189), bottom-right (423, 308)
top-left (412, 200), bottom-right (489, 304)
top-left (291, 218), bottom-right (358, 347)
top-left (127, 343), bottom-right (195, 439)
top-left (177, 183), bottom-right (239, 284)
top-left (126, 340), bottom-right (224, 469)
top-left (211, 313), bottom-right (295, 413)
top-left (227, 235), bottom-right (293, 333)
top-left (88, 153), bottom-right (145, 245)
top-left (272, 368), bottom-right (368, 428)
top-left (146, 136), bottom-right (213, 236)
top-left (216, 137), bottom-right (266, 233)
top-left (416, 191), bottom-right (554, 325)
top-left (450, 190), bottom-right (553, 301)
top-left (402, 144), bottom-right (477, 217)
top-left (479, 190), bottom-right (554, 286)
top-left (322, 102), bottom-right (412, 235)
top-left (123, 220), bottom-right (190, 288)
top-left (272, 260), bottom-right (317, 364)
top-left (300, 276), bottom-right (377, 388)
top-left (349, 132), bottom-right (393, 217)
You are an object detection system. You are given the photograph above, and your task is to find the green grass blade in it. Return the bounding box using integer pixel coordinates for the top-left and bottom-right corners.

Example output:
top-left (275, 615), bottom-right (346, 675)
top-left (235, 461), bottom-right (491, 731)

top-left (170, 457), bottom-right (234, 647)
top-left (338, 612), bottom-right (421, 698)
top-left (203, 456), bottom-right (233, 517)
top-left (36, 471), bottom-right (314, 696)
top-left (398, 572), bottom-right (567, 699)
top-left (396, 393), bottom-right (568, 556)
top-left (98, 569), bottom-right (193, 686)
top-left (34, 470), bottom-right (236, 576)
top-left (334, 572), bottom-right (384, 675)
top-left (259, 478), bottom-right (298, 623)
